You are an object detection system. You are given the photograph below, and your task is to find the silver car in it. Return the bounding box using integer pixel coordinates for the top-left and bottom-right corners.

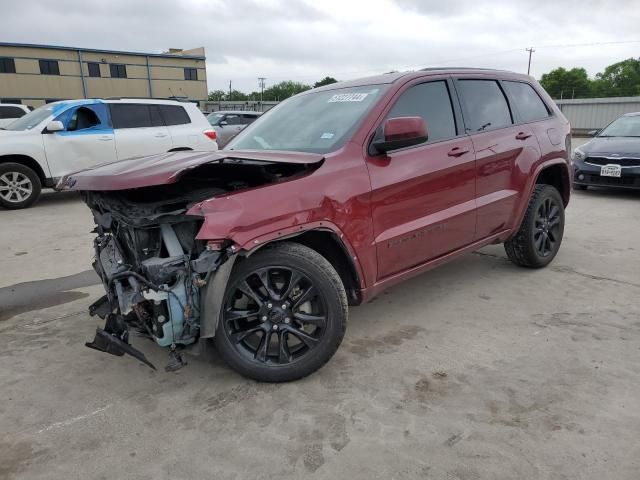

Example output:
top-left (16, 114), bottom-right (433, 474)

top-left (206, 111), bottom-right (262, 148)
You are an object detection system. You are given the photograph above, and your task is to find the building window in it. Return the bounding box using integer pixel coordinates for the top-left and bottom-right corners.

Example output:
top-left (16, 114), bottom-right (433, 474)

top-left (109, 64), bottom-right (127, 78)
top-left (0, 57), bottom-right (16, 74)
top-left (1, 98), bottom-right (21, 104)
top-left (184, 67), bottom-right (197, 81)
top-left (87, 62), bottom-right (101, 77)
top-left (39, 59), bottom-right (60, 75)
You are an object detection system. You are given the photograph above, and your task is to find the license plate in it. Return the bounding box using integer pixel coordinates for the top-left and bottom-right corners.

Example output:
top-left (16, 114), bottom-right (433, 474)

top-left (601, 164), bottom-right (622, 177)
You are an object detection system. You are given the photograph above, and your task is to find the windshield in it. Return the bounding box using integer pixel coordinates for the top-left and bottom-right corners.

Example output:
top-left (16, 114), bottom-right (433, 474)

top-left (599, 115), bottom-right (640, 137)
top-left (207, 113), bottom-right (225, 126)
top-left (5, 105), bottom-right (54, 131)
top-left (226, 85), bottom-right (387, 153)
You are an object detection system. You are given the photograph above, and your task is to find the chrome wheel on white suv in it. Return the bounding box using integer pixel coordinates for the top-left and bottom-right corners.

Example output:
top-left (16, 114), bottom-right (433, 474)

top-left (0, 163), bottom-right (41, 209)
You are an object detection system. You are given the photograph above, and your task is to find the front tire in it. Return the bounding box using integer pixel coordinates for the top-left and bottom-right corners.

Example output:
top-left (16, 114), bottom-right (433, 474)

top-left (504, 184), bottom-right (565, 268)
top-left (0, 163), bottom-right (41, 209)
top-left (213, 242), bottom-right (348, 382)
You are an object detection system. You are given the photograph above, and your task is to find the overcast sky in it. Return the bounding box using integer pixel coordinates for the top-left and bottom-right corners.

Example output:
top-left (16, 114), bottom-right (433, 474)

top-left (3, 0), bottom-right (639, 93)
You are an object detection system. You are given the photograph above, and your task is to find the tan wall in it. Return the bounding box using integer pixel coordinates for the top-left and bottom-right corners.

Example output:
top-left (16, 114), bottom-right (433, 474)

top-left (151, 79), bottom-right (206, 99)
top-left (0, 74), bottom-right (84, 100)
top-left (0, 44), bottom-right (207, 108)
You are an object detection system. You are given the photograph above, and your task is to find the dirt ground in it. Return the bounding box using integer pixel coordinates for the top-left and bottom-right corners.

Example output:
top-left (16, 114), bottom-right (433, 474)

top-left (1, 179), bottom-right (639, 479)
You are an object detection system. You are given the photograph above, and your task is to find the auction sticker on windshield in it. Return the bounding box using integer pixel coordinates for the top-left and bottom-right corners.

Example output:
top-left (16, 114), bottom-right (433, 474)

top-left (328, 93), bottom-right (369, 103)
top-left (601, 164), bottom-right (622, 177)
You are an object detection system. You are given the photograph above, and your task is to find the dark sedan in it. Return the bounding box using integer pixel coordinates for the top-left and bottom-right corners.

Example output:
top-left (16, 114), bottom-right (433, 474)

top-left (573, 112), bottom-right (640, 190)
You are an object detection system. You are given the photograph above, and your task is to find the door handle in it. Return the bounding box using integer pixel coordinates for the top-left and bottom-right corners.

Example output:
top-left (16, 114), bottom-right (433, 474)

top-left (447, 147), bottom-right (470, 157)
top-left (515, 132), bottom-right (532, 140)
top-left (98, 136), bottom-right (113, 141)
top-left (154, 133), bottom-right (168, 138)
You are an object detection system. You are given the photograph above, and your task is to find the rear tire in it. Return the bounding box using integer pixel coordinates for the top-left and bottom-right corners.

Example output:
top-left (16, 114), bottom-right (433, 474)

top-left (504, 184), bottom-right (565, 268)
top-left (0, 163), bottom-right (41, 209)
top-left (213, 242), bottom-right (348, 382)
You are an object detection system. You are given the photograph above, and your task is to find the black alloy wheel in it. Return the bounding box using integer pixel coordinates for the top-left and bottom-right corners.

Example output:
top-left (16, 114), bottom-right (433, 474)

top-left (223, 266), bottom-right (327, 365)
top-left (533, 196), bottom-right (562, 257)
top-left (504, 184), bottom-right (565, 268)
top-left (214, 242), bottom-right (347, 382)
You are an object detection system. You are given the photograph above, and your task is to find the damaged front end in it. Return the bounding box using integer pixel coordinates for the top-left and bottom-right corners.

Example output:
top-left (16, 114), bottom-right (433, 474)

top-left (70, 152), bottom-right (321, 371)
top-left (86, 192), bottom-right (225, 371)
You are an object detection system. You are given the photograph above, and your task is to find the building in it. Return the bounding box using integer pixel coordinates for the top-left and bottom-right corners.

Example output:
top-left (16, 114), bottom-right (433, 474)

top-left (0, 42), bottom-right (207, 108)
top-left (555, 96), bottom-right (640, 135)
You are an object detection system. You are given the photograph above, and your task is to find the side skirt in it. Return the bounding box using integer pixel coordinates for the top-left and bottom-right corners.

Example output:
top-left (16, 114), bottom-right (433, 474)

top-left (361, 229), bottom-right (511, 302)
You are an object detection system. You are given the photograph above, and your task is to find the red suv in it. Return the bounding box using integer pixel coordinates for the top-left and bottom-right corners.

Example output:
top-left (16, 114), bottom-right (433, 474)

top-left (62, 68), bottom-right (571, 381)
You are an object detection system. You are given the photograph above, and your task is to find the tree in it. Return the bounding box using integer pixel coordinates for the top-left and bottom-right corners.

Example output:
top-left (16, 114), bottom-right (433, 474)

top-left (313, 76), bottom-right (338, 88)
top-left (593, 58), bottom-right (640, 97)
top-left (262, 81), bottom-right (311, 101)
top-left (226, 90), bottom-right (249, 101)
top-left (539, 67), bottom-right (592, 99)
top-left (208, 90), bottom-right (226, 101)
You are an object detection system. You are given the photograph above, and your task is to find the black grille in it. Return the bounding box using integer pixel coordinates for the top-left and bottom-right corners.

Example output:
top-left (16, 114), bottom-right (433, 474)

top-left (582, 174), bottom-right (640, 187)
top-left (585, 156), bottom-right (640, 167)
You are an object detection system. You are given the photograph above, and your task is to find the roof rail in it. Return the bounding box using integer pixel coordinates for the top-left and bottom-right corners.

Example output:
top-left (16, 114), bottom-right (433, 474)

top-left (419, 67), bottom-right (506, 72)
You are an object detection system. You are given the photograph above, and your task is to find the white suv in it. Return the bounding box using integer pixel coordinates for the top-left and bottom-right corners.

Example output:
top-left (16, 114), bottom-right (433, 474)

top-left (0, 104), bottom-right (30, 129)
top-left (0, 99), bottom-right (218, 209)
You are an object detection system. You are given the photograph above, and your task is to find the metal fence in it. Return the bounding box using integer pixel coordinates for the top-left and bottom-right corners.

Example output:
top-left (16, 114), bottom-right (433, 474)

top-left (555, 97), bottom-right (640, 135)
top-left (201, 100), bottom-right (279, 113)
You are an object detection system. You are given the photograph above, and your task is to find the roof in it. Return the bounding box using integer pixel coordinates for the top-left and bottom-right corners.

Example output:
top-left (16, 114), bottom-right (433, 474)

top-left (0, 42), bottom-right (206, 60)
top-left (309, 68), bottom-right (532, 93)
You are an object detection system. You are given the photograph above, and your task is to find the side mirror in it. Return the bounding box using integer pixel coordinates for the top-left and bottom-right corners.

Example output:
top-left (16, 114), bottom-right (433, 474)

top-left (373, 117), bottom-right (427, 154)
top-left (219, 120), bottom-right (228, 126)
top-left (45, 120), bottom-right (64, 133)
top-left (588, 129), bottom-right (599, 137)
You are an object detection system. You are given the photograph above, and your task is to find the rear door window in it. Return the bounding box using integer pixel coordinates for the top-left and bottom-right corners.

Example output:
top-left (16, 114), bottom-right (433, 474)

top-left (223, 114), bottom-right (244, 126)
top-left (503, 81), bottom-right (550, 122)
top-left (110, 104), bottom-right (154, 129)
top-left (149, 105), bottom-right (164, 127)
top-left (242, 114), bottom-right (259, 124)
top-left (384, 80), bottom-right (457, 143)
top-left (456, 79), bottom-right (513, 132)
top-left (159, 105), bottom-right (190, 126)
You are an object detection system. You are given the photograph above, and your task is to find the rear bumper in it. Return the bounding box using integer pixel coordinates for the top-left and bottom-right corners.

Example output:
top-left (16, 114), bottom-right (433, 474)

top-left (573, 161), bottom-right (640, 189)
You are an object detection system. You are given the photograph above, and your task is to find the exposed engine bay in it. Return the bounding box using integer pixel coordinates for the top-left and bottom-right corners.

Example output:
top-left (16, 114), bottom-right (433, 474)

top-left (81, 157), bottom-right (318, 371)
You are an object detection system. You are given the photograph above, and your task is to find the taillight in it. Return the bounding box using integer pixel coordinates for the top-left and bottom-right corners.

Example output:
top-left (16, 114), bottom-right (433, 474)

top-left (203, 129), bottom-right (217, 141)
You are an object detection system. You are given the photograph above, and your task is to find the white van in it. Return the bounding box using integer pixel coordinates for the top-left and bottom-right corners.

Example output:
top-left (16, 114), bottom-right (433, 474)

top-left (0, 99), bottom-right (218, 209)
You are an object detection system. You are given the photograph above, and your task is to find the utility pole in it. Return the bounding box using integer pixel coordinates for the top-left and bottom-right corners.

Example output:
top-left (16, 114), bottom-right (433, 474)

top-left (526, 47), bottom-right (535, 75)
top-left (258, 77), bottom-right (266, 103)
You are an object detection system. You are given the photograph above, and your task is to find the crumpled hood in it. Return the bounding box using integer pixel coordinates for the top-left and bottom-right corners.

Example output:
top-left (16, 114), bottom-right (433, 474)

top-left (59, 149), bottom-right (324, 191)
top-left (580, 136), bottom-right (640, 157)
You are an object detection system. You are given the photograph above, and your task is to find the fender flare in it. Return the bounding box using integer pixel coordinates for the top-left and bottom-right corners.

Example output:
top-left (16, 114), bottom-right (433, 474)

top-left (236, 220), bottom-right (365, 289)
top-left (512, 158), bottom-right (570, 232)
